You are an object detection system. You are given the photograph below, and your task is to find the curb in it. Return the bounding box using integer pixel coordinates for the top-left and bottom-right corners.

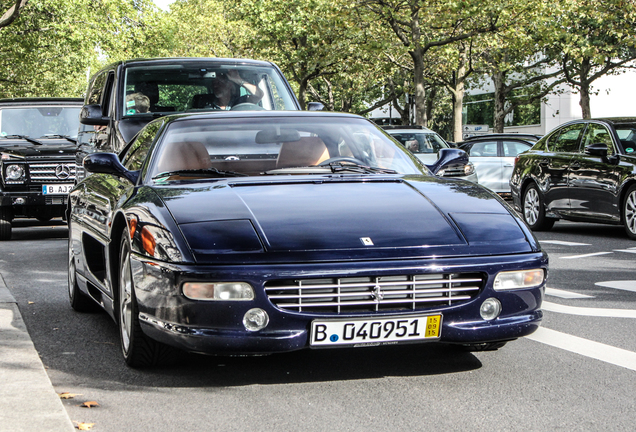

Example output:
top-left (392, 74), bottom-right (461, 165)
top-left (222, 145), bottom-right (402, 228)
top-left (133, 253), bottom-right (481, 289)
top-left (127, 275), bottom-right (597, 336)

top-left (0, 275), bottom-right (75, 432)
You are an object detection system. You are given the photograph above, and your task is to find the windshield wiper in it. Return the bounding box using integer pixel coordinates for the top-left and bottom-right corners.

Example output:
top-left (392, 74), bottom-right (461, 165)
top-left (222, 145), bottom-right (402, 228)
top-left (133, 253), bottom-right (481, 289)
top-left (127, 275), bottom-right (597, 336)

top-left (322, 162), bottom-right (398, 175)
top-left (1, 134), bottom-right (45, 145)
top-left (152, 168), bottom-right (247, 180)
top-left (42, 134), bottom-right (77, 144)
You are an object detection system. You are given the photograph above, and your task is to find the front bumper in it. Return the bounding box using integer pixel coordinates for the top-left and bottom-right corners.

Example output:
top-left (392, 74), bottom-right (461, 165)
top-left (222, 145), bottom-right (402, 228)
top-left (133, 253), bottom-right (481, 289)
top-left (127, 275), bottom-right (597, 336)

top-left (131, 252), bottom-right (547, 355)
top-left (0, 190), bottom-right (68, 217)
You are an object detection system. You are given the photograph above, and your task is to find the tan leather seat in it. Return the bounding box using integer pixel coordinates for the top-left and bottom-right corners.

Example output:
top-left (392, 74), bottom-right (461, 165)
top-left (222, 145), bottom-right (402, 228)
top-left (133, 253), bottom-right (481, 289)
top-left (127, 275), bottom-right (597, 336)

top-left (155, 141), bottom-right (212, 173)
top-left (276, 137), bottom-right (329, 168)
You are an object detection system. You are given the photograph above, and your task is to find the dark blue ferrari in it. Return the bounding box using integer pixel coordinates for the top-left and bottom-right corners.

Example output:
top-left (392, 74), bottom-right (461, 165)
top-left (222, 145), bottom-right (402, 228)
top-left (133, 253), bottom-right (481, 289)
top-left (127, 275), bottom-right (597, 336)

top-left (68, 111), bottom-right (548, 367)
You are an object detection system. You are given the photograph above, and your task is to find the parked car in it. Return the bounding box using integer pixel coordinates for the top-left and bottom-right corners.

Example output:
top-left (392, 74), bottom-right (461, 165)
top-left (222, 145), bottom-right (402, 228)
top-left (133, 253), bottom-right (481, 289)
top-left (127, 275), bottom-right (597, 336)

top-left (457, 134), bottom-right (540, 197)
top-left (75, 57), bottom-right (316, 182)
top-left (0, 97), bottom-right (83, 240)
top-left (383, 125), bottom-right (478, 182)
top-left (68, 110), bottom-right (547, 367)
top-left (510, 118), bottom-right (636, 239)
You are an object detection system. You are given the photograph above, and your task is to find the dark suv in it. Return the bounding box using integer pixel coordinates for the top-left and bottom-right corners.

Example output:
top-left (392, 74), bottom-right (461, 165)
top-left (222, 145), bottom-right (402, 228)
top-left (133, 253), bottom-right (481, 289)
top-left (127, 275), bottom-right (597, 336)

top-left (0, 98), bottom-right (82, 240)
top-left (510, 118), bottom-right (636, 239)
top-left (75, 57), bottom-right (311, 182)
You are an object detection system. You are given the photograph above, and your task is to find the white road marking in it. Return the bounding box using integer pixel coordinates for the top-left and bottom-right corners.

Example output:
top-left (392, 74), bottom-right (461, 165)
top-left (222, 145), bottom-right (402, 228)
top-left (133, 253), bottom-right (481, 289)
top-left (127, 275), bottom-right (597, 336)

top-left (545, 287), bottom-right (594, 299)
top-left (595, 280), bottom-right (636, 292)
top-left (542, 301), bottom-right (636, 318)
top-left (615, 249), bottom-right (636, 254)
top-left (540, 240), bottom-right (591, 246)
top-left (560, 252), bottom-right (613, 259)
top-left (527, 327), bottom-right (636, 372)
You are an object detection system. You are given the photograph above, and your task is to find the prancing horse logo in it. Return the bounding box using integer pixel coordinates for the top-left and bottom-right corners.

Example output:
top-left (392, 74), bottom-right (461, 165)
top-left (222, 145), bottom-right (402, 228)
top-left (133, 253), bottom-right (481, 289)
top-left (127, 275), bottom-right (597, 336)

top-left (360, 237), bottom-right (374, 246)
top-left (55, 164), bottom-right (71, 180)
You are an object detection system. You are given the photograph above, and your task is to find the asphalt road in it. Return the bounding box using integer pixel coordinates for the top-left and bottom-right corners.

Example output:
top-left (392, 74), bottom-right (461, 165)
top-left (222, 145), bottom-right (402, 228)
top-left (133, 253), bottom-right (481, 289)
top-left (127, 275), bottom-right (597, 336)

top-left (2, 218), bottom-right (636, 431)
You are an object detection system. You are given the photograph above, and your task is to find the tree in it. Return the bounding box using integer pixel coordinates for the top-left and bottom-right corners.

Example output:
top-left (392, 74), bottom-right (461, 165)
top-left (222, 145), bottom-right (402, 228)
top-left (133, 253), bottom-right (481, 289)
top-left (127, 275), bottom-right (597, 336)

top-left (360, 0), bottom-right (511, 127)
top-left (550, 0), bottom-right (636, 118)
top-left (0, 0), bottom-right (28, 28)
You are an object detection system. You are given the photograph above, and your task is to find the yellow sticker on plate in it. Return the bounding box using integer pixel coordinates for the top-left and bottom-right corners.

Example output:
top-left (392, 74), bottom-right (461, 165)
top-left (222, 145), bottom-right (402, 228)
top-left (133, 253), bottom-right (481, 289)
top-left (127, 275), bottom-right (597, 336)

top-left (425, 315), bottom-right (441, 338)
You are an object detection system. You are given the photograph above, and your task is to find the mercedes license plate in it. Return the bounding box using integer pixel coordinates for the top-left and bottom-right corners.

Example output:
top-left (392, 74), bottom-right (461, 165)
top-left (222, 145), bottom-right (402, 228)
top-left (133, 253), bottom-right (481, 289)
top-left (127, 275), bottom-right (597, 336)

top-left (310, 314), bottom-right (442, 347)
top-left (42, 184), bottom-right (73, 195)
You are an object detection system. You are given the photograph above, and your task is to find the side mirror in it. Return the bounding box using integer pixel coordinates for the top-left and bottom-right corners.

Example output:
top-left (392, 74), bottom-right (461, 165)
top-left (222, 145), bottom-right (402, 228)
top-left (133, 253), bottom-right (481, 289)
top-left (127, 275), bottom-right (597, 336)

top-left (307, 102), bottom-right (325, 111)
top-left (79, 104), bottom-right (110, 126)
top-left (585, 142), bottom-right (608, 158)
top-left (83, 152), bottom-right (138, 184)
top-left (426, 148), bottom-right (469, 175)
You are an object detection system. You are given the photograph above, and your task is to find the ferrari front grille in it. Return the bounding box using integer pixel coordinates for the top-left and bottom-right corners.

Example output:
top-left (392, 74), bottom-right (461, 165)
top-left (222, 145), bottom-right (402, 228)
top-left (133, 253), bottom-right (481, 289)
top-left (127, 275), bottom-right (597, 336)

top-left (265, 273), bottom-right (484, 314)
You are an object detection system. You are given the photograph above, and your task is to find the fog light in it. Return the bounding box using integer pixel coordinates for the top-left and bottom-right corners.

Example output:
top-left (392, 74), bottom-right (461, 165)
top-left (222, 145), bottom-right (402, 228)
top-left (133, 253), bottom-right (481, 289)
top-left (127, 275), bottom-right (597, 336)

top-left (13, 197), bottom-right (26, 205)
top-left (480, 298), bottom-right (501, 320)
top-left (243, 308), bottom-right (269, 332)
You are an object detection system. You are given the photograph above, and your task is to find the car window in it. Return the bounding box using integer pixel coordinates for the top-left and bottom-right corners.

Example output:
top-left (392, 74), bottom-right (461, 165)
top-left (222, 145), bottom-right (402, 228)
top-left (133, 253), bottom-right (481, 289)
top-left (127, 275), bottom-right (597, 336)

top-left (548, 123), bottom-right (586, 152)
top-left (86, 72), bottom-right (108, 105)
top-left (615, 125), bottom-right (636, 154)
top-left (388, 132), bottom-right (448, 154)
top-left (580, 123), bottom-right (615, 155)
top-left (467, 141), bottom-right (498, 157)
top-left (122, 121), bottom-right (164, 171)
top-left (503, 141), bottom-right (531, 157)
top-left (149, 117), bottom-right (425, 180)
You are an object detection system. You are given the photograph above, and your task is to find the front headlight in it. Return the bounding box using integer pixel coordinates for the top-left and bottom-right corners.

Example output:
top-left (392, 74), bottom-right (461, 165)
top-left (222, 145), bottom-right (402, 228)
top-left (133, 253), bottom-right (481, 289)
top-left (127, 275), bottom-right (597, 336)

top-left (464, 162), bottom-right (475, 176)
top-left (5, 164), bottom-right (25, 181)
top-left (183, 282), bottom-right (255, 301)
top-left (493, 269), bottom-right (545, 291)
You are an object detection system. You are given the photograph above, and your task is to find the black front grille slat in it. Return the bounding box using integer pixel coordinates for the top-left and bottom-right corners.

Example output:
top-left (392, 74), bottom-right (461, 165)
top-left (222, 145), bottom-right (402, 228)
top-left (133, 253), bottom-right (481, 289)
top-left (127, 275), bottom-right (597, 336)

top-left (265, 273), bottom-right (484, 314)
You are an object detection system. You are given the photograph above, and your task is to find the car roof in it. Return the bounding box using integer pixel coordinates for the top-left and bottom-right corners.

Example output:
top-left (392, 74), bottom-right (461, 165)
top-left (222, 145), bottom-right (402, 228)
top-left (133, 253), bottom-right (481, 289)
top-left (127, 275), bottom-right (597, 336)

top-left (0, 97), bottom-right (84, 106)
top-left (461, 133), bottom-right (542, 142)
top-left (382, 125), bottom-right (436, 133)
top-left (161, 110), bottom-right (370, 125)
top-left (99, 57), bottom-right (277, 73)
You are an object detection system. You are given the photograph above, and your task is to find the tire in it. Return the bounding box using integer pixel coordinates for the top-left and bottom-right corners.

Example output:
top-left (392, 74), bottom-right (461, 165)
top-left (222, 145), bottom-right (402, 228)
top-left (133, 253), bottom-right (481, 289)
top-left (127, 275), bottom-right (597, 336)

top-left (522, 183), bottom-right (555, 231)
top-left (623, 184), bottom-right (636, 240)
top-left (461, 341), bottom-right (508, 352)
top-left (68, 228), bottom-right (98, 312)
top-left (0, 218), bottom-right (11, 241)
top-left (118, 229), bottom-right (176, 367)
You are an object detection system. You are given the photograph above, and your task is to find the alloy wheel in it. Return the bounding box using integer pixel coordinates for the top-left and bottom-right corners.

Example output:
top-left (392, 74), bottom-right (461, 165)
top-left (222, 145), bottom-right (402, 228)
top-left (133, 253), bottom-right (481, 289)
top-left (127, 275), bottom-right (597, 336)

top-left (119, 242), bottom-right (133, 354)
top-left (626, 189), bottom-right (636, 236)
top-left (524, 187), bottom-right (540, 226)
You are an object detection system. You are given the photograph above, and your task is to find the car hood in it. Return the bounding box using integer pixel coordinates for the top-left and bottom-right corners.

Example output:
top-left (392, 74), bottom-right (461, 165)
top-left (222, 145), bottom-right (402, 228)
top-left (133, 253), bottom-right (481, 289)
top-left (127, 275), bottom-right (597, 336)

top-left (0, 140), bottom-right (77, 157)
top-left (155, 175), bottom-right (536, 263)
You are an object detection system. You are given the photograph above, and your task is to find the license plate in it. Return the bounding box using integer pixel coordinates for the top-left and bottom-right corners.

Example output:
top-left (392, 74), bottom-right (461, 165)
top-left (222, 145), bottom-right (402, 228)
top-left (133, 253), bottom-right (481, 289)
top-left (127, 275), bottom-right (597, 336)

top-left (310, 314), bottom-right (442, 347)
top-left (42, 184), bottom-right (73, 195)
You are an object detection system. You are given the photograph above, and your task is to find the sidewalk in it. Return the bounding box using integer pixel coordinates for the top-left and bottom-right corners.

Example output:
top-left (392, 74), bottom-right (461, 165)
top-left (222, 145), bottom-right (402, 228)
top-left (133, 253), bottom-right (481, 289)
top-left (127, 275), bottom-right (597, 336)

top-left (0, 276), bottom-right (75, 432)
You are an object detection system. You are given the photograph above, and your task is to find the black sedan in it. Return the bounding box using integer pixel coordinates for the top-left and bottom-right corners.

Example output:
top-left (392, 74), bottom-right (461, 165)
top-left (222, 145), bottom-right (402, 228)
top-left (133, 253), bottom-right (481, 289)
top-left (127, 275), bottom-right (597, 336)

top-left (510, 117), bottom-right (636, 238)
top-left (68, 111), bottom-right (548, 367)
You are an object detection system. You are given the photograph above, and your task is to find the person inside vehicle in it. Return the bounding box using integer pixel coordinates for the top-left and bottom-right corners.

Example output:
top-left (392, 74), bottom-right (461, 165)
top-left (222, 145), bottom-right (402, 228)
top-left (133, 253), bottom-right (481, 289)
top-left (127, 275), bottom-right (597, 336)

top-left (125, 92), bottom-right (150, 114)
top-left (209, 70), bottom-right (264, 110)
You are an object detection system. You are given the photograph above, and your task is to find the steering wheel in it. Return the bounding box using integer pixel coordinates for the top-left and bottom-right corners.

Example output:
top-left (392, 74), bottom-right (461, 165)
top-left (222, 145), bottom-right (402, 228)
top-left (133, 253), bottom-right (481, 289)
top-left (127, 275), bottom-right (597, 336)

top-left (318, 157), bottom-right (367, 166)
top-left (230, 103), bottom-right (265, 111)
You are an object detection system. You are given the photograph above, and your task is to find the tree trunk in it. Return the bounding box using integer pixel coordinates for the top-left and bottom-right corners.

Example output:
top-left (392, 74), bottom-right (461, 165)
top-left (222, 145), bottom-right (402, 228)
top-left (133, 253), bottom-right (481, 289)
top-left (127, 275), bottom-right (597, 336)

top-left (298, 79), bottom-right (307, 110)
top-left (578, 59), bottom-right (592, 119)
top-left (411, 49), bottom-right (427, 127)
top-left (492, 71), bottom-right (507, 133)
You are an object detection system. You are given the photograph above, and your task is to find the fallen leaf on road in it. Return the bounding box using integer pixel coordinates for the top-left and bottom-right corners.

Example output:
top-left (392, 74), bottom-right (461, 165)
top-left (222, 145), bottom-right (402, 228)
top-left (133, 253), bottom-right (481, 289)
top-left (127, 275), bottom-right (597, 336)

top-left (27, 301), bottom-right (34, 305)
top-left (80, 401), bottom-right (99, 408)
top-left (58, 392), bottom-right (82, 399)
top-left (74, 422), bottom-right (95, 430)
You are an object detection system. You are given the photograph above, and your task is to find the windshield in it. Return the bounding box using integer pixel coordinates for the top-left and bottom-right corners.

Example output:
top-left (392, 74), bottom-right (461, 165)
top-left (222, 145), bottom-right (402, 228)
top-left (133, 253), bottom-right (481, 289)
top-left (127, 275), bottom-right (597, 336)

top-left (122, 64), bottom-right (297, 116)
top-left (147, 116), bottom-right (426, 181)
top-left (387, 131), bottom-right (449, 154)
top-left (0, 106), bottom-right (81, 139)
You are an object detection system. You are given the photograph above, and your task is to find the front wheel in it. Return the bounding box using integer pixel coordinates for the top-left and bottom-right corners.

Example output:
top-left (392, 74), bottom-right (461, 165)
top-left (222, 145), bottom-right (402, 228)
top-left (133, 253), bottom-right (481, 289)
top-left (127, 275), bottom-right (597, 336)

top-left (623, 185), bottom-right (636, 240)
top-left (522, 184), bottom-right (554, 231)
top-left (0, 219), bottom-right (11, 241)
top-left (119, 229), bottom-right (175, 367)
